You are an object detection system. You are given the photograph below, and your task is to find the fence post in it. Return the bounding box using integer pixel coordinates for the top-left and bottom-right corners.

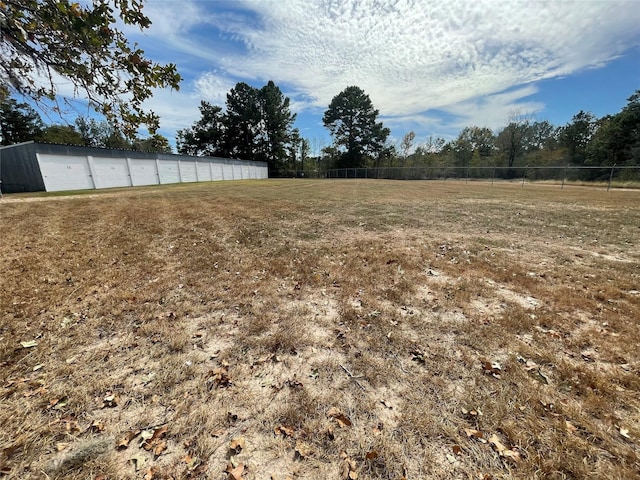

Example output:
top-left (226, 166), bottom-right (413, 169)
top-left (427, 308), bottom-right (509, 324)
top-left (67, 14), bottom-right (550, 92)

top-left (607, 164), bottom-right (616, 191)
top-left (561, 164), bottom-right (567, 189)
top-left (521, 165), bottom-right (527, 188)
top-left (491, 165), bottom-right (495, 186)
top-left (466, 165), bottom-right (470, 183)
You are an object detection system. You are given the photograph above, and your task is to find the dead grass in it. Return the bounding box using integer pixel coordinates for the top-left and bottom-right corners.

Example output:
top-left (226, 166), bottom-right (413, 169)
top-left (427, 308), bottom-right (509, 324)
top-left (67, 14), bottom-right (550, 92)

top-left (1, 179), bottom-right (639, 479)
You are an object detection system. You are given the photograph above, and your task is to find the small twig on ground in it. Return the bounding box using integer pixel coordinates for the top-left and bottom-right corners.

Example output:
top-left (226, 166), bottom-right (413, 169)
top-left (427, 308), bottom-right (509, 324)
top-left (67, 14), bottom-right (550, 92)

top-left (393, 353), bottom-right (409, 373)
top-left (67, 285), bottom-right (83, 300)
top-left (340, 364), bottom-right (366, 391)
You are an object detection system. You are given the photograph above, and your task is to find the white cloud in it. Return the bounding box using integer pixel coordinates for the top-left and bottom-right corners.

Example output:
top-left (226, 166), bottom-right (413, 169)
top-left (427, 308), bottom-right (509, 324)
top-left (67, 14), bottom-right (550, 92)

top-left (442, 85), bottom-right (545, 130)
top-left (211, 0), bottom-right (639, 116)
top-left (141, 87), bottom-right (200, 134)
top-left (139, 71), bottom-right (235, 137)
top-left (194, 72), bottom-right (236, 105)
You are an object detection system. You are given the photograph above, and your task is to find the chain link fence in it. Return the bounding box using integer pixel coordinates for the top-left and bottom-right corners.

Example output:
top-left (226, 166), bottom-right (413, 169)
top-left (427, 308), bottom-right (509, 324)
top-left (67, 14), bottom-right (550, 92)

top-left (323, 165), bottom-right (640, 189)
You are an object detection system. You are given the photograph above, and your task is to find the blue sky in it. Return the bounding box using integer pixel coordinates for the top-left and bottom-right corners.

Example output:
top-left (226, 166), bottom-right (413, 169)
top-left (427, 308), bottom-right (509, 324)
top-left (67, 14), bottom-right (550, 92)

top-left (68, 1), bottom-right (640, 152)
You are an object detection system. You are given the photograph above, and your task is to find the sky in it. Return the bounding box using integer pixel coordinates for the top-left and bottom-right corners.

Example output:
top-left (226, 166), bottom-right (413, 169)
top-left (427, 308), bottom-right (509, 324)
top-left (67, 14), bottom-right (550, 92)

top-left (73, 1), bottom-right (640, 152)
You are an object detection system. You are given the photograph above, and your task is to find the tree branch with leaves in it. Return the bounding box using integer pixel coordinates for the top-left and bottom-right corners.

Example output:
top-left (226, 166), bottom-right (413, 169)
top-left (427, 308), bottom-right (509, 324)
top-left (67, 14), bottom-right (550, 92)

top-left (0, 0), bottom-right (181, 137)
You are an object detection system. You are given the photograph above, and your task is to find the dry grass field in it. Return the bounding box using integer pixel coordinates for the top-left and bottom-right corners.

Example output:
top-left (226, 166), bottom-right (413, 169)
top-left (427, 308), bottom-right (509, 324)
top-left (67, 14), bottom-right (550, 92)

top-left (1, 179), bottom-right (639, 480)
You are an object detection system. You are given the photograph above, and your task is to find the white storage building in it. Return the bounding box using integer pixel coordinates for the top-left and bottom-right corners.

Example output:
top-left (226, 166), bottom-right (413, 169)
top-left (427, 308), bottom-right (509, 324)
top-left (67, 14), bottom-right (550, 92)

top-left (0, 142), bottom-right (268, 193)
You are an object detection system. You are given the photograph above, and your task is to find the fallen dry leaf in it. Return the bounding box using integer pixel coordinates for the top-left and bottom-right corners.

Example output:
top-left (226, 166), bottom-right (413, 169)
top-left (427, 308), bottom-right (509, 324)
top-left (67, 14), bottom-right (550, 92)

top-left (446, 453), bottom-right (459, 465)
top-left (464, 428), bottom-right (487, 443)
top-left (102, 393), bottom-right (118, 408)
top-left (89, 420), bottom-right (105, 433)
top-left (141, 425), bottom-right (168, 454)
top-left (481, 360), bottom-right (502, 379)
top-left (20, 340), bottom-right (38, 348)
top-left (226, 463), bottom-right (245, 480)
top-left (274, 425), bottom-right (295, 437)
top-left (49, 396), bottom-right (68, 410)
top-left (461, 407), bottom-right (482, 417)
top-left (129, 453), bottom-right (147, 471)
top-left (117, 429), bottom-right (141, 450)
top-left (488, 434), bottom-right (507, 452)
top-left (140, 429), bottom-right (154, 443)
top-left (151, 425), bottom-right (168, 440)
top-left (209, 367), bottom-right (232, 388)
top-left (488, 434), bottom-right (521, 462)
top-left (294, 440), bottom-right (314, 458)
top-left (335, 415), bottom-right (352, 428)
top-left (339, 451), bottom-right (358, 479)
top-left (327, 406), bottom-right (341, 417)
top-left (183, 453), bottom-right (202, 471)
top-left (410, 347), bottom-right (427, 364)
top-left (618, 426), bottom-right (631, 439)
top-left (565, 421), bottom-right (578, 434)
top-left (365, 450), bottom-right (378, 460)
top-left (144, 466), bottom-right (159, 480)
top-left (230, 437), bottom-right (246, 452)
top-left (535, 369), bottom-right (550, 385)
top-left (56, 442), bottom-right (70, 452)
top-left (58, 416), bottom-right (80, 433)
top-left (502, 449), bottom-right (522, 462)
top-left (327, 407), bottom-right (352, 427)
top-left (153, 440), bottom-right (167, 456)
top-left (452, 444), bottom-right (463, 455)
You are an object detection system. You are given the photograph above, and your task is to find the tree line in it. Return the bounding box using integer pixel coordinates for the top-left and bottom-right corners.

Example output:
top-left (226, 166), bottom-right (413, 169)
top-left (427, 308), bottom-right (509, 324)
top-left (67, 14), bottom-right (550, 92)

top-left (401, 93), bottom-right (639, 174)
top-left (2, 82), bottom-right (638, 180)
top-left (311, 89), bottom-right (640, 179)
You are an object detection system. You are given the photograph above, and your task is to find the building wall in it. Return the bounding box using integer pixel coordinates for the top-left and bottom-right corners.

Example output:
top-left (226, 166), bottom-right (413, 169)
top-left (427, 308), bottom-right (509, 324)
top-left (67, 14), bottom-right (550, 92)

top-left (0, 143), bottom-right (45, 193)
top-left (1, 143), bottom-right (268, 193)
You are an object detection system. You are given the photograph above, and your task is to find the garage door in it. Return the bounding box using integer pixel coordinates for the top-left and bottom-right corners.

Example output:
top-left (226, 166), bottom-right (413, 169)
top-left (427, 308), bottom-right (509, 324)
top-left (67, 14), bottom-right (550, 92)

top-left (130, 158), bottom-right (158, 186)
top-left (37, 154), bottom-right (94, 192)
top-left (92, 157), bottom-right (131, 188)
top-left (222, 163), bottom-right (234, 180)
top-left (196, 161), bottom-right (212, 182)
top-left (180, 160), bottom-right (197, 183)
top-left (211, 162), bottom-right (224, 181)
top-left (158, 159), bottom-right (180, 184)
